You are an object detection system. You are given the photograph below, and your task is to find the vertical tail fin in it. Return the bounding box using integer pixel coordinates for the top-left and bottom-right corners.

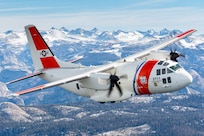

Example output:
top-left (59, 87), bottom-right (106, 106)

top-left (25, 25), bottom-right (79, 70)
top-left (25, 25), bottom-right (60, 70)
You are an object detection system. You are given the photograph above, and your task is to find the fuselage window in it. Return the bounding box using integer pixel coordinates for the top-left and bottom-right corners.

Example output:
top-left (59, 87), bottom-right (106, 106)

top-left (157, 69), bottom-right (161, 75)
top-left (162, 68), bottom-right (166, 74)
top-left (167, 77), bottom-right (171, 83)
top-left (162, 78), bottom-right (167, 84)
top-left (158, 61), bottom-right (164, 65)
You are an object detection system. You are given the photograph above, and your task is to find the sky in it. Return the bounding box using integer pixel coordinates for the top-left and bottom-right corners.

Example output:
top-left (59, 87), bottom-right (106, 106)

top-left (0, 0), bottom-right (204, 34)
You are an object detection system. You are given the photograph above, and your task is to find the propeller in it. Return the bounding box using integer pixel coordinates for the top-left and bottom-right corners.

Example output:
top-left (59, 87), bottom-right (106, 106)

top-left (170, 47), bottom-right (185, 62)
top-left (108, 72), bottom-right (127, 97)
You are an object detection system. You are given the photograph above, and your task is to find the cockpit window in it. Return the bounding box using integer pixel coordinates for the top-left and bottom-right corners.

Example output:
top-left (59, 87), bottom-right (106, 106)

top-left (170, 64), bottom-right (182, 71)
top-left (163, 62), bottom-right (169, 66)
top-left (158, 61), bottom-right (164, 65)
top-left (158, 61), bottom-right (169, 66)
top-left (167, 68), bottom-right (173, 73)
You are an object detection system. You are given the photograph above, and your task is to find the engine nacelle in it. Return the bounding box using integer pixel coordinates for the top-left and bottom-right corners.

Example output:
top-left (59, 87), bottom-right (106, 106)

top-left (79, 73), bottom-right (110, 90)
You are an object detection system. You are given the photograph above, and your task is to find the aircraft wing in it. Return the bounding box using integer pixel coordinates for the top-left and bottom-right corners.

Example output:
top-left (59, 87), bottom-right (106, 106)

top-left (13, 64), bottom-right (115, 96)
top-left (12, 29), bottom-right (196, 96)
top-left (117, 29), bottom-right (197, 62)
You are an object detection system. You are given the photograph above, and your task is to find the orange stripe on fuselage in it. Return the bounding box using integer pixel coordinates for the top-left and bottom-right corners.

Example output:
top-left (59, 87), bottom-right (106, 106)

top-left (137, 60), bottom-right (158, 94)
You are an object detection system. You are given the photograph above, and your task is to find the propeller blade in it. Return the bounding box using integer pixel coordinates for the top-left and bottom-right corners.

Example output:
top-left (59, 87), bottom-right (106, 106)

top-left (119, 74), bottom-right (128, 79)
top-left (108, 82), bottom-right (114, 96)
top-left (169, 45), bottom-right (185, 62)
top-left (179, 53), bottom-right (185, 58)
top-left (115, 82), bottom-right (123, 96)
top-left (108, 74), bottom-right (123, 97)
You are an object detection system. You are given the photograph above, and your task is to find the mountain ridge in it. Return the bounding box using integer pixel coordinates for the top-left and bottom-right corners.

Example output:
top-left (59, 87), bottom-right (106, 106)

top-left (0, 94), bottom-right (203, 135)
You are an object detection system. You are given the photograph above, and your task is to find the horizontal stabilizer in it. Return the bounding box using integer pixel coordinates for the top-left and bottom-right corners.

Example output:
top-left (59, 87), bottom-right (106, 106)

top-left (6, 71), bottom-right (43, 85)
top-left (69, 56), bottom-right (83, 63)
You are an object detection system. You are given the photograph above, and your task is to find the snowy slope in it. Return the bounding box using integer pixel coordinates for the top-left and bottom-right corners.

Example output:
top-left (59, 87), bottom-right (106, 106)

top-left (0, 27), bottom-right (204, 105)
top-left (0, 95), bottom-right (203, 135)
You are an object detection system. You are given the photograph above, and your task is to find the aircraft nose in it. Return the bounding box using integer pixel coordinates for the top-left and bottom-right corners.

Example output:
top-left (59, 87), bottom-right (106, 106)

top-left (184, 71), bottom-right (193, 86)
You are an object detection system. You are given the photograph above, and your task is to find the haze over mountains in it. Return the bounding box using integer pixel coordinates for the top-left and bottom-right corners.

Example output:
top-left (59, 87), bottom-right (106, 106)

top-left (0, 27), bottom-right (204, 135)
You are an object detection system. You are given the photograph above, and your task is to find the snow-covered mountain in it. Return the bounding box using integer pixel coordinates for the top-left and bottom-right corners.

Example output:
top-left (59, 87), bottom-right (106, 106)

top-left (0, 27), bottom-right (204, 135)
top-left (0, 27), bottom-right (204, 105)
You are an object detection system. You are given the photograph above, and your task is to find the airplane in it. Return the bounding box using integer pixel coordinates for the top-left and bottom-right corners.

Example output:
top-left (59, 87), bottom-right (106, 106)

top-left (6, 25), bottom-right (197, 103)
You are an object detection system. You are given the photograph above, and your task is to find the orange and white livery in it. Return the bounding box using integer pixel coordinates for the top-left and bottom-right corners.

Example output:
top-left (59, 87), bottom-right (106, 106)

top-left (7, 25), bottom-right (196, 103)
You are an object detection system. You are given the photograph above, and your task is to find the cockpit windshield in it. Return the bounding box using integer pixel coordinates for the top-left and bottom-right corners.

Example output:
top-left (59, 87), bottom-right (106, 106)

top-left (157, 60), bottom-right (183, 73)
top-left (169, 64), bottom-right (182, 71)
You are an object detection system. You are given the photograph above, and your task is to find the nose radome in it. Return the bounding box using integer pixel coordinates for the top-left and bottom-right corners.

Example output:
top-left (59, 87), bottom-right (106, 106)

top-left (185, 72), bottom-right (193, 86)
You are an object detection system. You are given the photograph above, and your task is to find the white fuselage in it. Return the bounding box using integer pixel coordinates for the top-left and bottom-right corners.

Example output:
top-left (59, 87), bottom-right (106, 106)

top-left (39, 59), bottom-right (192, 103)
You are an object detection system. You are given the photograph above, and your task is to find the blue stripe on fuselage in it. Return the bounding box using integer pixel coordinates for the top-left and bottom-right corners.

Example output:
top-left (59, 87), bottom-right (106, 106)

top-left (133, 61), bottom-right (146, 95)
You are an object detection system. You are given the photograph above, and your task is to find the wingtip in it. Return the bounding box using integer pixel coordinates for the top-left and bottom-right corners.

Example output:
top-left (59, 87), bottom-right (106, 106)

top-left (176, 29), bottom-right (197, 38)
top-left (8, 93), bottom-right (20, 97)
top-left (190, 29), bottom-right (197, 33)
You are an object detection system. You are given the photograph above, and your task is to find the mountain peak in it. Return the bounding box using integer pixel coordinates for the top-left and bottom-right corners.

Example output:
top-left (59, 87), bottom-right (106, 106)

top-left (147, 29), bottom-right (156, 35)
top-left (91, 27), bottom-right (99, 33)
top-left (159, 28), bottom-right (170, 35)
top-left (0, 102), bottom-right (30, 122)
top-left (59, 27), bottom-right (69, 32)
top-left (4, 30), bottom-right (13, 35)
top-left (50, 27), bottom-right (57, 30)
